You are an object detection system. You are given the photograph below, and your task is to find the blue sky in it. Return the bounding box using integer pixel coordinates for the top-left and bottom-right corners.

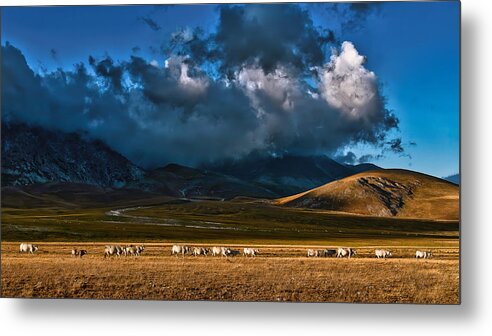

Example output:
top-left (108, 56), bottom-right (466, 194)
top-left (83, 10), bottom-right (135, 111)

top-left (1, 2), bottom-right (459, 177)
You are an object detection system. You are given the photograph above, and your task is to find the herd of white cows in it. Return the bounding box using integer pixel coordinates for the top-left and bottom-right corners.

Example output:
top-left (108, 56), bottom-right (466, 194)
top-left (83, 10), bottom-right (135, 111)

top-left (171, 245), bottom-right (258, 257)
top-left (17, 243), bottom-right (434, 259)
top-left (103, 245), bottom-right (145, 257)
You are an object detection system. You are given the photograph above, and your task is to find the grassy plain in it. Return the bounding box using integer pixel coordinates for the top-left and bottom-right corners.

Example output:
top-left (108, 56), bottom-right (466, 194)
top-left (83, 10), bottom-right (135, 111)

top-left (1, 242), bottom-right (459, 303)
top-left (1, 196), bottom-right (459, 303)
top-left (1, 198), bottom-right (459, 245)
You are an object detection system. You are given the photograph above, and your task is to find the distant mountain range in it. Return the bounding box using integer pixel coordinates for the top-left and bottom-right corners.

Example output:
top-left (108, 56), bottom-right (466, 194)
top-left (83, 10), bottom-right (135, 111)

top-left (126, 163), bottom-right (278, 199)
top-left (1, 123), bottom-right (460, 220)
top-left (1, 123), bottom-right (382, 198)
top-left (203, 154), bottom-right (381, 196)
top-left (1, 122), bottom-right (458, 220)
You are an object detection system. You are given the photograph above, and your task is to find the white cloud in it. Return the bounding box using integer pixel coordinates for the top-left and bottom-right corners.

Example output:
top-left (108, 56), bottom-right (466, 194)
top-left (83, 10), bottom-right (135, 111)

top-left (317, 41), bottom-right (379, 120)
top-left (236, 66), bottom-right (298, 113)
top-left (165, 55), bottom-right (209, 95)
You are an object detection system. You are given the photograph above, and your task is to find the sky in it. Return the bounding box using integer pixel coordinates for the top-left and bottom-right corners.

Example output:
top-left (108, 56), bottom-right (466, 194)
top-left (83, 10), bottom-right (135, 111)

top-left (1, 2), bottom-right (460, 177)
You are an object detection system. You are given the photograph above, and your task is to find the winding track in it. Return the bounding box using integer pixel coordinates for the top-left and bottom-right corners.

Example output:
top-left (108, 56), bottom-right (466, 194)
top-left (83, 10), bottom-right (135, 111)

top-left (104, 205), bottom-right (250, 231)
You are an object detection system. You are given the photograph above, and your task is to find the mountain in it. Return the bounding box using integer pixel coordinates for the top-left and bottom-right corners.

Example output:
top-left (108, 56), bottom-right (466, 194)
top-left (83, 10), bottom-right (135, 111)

top-left (346, 163), bottom-right (382, 173)
top-left (204, 154), bottom-right (357, 196)
top-left (1, 123), bottom-right (144, 187)
top-left (443, 174), bottom-right (460, 185)
top-left (276, 169), bottom-right (459, 220)
top-left (1, 123), bottom-right (278, 199)
top-left (127, 163), bottom-right (278, 199)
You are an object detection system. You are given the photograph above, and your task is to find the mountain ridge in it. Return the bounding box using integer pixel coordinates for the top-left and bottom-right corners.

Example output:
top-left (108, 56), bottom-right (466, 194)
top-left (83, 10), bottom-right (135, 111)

top-left (1, 123), bottom-right (144, 188)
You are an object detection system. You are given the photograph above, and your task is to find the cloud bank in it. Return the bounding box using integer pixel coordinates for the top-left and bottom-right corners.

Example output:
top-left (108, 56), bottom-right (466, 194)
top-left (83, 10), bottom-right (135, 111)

top-left (1, 4), bottom-right (402, 169)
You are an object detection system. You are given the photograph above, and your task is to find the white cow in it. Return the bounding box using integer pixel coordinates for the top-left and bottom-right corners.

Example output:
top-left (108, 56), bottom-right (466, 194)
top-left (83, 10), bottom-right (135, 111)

top-left (104, 245), bottom-right (116, 257)
top-left (192, 247), bottom-right (208, 256)
top-left (19, 243), bottom-right (38, 254)
top-left (375, 249), bottom-right (392, 258)
top-left (416, 250), bottom-right (433, 259)
top-left (211, 247), bottom-right (222, 256)
top-left (125, 245), bottom-right (144, 256)
top-left (243, 248), bottom-right (259, 257)
top-left (307, 249), bottom-right (320, 257)
top-left (337, 247), bottom-right (356, 258)
top-left (104, 245), bottom-right (124, 257)
top-left (171, 245), bottom-right (190, 257)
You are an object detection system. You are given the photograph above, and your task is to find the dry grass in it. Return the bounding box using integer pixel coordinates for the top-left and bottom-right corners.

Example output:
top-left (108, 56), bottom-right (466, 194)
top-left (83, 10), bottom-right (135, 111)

top-left (277, 169), bottom-right (459, 220)
top-left (1, 242), bottom-right (459, 303)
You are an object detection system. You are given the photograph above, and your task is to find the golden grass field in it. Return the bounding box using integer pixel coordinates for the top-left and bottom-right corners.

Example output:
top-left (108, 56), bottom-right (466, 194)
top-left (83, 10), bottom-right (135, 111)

top-left (1, 242), bottom-right (459, 303)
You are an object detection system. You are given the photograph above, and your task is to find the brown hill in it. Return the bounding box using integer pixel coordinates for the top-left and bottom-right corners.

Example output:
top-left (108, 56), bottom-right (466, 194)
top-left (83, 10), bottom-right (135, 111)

top-left (276, 169), bottom-right (459, 220)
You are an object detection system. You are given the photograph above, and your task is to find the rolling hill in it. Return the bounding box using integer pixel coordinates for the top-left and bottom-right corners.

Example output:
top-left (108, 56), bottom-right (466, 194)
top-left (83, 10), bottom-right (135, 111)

top-left (276, 169), bottom-right (459, 220)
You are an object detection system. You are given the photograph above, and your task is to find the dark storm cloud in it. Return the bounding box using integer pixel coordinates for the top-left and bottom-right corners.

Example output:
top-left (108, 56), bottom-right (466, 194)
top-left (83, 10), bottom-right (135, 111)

top-left (325, 2), bottom-right (382, 33)
top-left (213, 4), bottom-right (326, 74)
top-left (2, 43), bottom-right (261, 167)
top-left (334, 151), bottom-right (357, 165)
top-left (387, 138), bottom-right (404, 153)
top-left (139, 16), bottom-right (161, 31)
top-left (168, 27), bottom-right (216, 64)
top-left (166, 4), bottom-right (331, 75)
top-left (88, 56), bottom-right (124, 92)
top-left (319, 29), bottom-right (337, 45)
top-left (2, 42), bottom-right (51, 126)
top-left (358, 154), bottom-right (375, 163)
top-left (2, 4), bottom-right (404, 168)
top-left (383, 138), bottom-right (412, 159)
top-left (49, 48), bottom-right (59, 61)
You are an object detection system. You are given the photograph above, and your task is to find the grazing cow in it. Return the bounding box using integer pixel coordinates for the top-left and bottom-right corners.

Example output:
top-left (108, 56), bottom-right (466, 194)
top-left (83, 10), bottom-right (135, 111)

top-left (243, 248), bottom-right (259, 257)
top-left (104, 245), bottom-right (124, 258)
top-left (192, 247), bottom-right (208, 256)
top-left (137, 245), bottom-right (145, 255)
top-left (126, 244), bottom-right (144, 256)
top-left (72, 249), bottom-right (87, 258)
top-left (323, 249), bottom-right (337, 257)
top-left (307, 249), bottom-right (319, 257)
top-left (104, 245), bottom-right (115, 258)
top-left (375, 249), bottom-right (392, 259)
top-left (78, 249), bottom-right (87, 258)
top-left (19, 243), bottom-right (38, 254)
top-left (171, 245), bottom-right (190, 257)
top-left (211, 247), bottom-right (222, 256)
top-left (125, 245), bottom-right (138, 256)
top-left (416, 250), bottom-right (433, 259)
top-left (225, 249), bottom-right (240, 257)
top-left (221, 247), bottom-right (231, 257)
top-left (337, 247), bottom-right (356, 258)
top-left (114, 245), bottom-right (124, 257)
top-left (122, 246), bottom-right (131, 256)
